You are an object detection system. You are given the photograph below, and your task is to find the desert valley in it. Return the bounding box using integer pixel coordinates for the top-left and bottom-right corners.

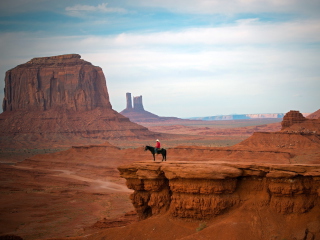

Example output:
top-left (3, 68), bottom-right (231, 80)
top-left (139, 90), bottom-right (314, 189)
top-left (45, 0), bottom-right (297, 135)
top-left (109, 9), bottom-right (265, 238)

top-left (0, 54), bottom-right (319, 240)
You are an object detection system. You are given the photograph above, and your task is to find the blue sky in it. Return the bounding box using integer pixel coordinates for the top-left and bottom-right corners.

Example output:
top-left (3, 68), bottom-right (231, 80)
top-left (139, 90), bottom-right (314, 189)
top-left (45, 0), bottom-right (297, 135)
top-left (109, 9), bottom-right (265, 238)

top-left (0, 0), bottom-right (319, 118)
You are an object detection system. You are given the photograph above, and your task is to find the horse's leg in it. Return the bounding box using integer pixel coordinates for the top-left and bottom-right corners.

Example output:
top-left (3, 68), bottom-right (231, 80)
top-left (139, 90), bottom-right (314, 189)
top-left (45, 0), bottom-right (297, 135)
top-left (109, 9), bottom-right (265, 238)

top-left (153, 153), bottom-right (155, 161)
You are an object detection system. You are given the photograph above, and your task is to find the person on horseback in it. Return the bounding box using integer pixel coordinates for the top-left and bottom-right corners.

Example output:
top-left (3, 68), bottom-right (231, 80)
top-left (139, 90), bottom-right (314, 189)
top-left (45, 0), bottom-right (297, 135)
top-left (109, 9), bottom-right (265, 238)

top-left (155, 139), bottom-right (160, 154)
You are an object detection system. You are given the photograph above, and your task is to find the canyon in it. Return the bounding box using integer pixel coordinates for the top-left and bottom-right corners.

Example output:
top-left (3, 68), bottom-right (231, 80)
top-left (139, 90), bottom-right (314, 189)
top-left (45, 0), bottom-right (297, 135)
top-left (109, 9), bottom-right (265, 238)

top-left (113, 109), bottom-right (320, 240)
top-left (0, 109), bottom-right (318, 240)
top-left (117, 161), bottom-right (320, 239)
top-left (0, 54), bottom-right (319, 240)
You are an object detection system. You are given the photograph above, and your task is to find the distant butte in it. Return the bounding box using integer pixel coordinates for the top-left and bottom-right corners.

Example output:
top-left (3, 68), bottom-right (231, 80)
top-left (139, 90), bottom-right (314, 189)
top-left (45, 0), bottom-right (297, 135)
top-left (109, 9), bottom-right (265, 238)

top-left (120, 92), bottom-right (181, 123)
top-left (0, 54), bottom-right (159, 148)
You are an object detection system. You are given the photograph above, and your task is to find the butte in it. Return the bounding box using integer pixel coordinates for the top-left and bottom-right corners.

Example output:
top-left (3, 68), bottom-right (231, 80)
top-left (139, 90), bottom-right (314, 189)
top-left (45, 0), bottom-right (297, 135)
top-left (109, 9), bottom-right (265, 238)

top-left (0, 54), bottom-right (159, 148)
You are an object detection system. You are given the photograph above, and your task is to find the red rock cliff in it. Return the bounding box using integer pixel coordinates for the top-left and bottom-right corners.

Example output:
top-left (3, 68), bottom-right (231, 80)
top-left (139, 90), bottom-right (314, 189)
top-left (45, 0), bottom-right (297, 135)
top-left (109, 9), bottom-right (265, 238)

top-left (0, 54), bottom-right (159, 148)
top-left (3, 54), bottom-right (111, 112)
top-left (118, 161), bottom-right (320, 239)
top-left (281, 110), bottom-right (306, 130)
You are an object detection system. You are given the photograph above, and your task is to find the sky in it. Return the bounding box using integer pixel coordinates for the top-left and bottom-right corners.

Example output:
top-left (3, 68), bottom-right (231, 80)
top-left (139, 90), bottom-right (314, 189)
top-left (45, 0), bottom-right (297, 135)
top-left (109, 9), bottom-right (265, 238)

top-left (0, 0), bottom-right (319, 118)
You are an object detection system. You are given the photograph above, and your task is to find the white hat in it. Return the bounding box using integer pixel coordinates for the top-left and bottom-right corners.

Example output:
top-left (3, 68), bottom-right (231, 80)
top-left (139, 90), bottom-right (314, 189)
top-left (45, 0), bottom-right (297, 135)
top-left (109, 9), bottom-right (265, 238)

top-left (156, 139), bottom-right (159, 141)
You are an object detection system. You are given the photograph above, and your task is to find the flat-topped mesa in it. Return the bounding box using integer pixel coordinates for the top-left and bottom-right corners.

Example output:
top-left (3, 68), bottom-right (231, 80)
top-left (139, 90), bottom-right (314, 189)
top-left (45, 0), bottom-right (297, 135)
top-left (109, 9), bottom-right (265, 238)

top-left (2, 54), bottom-right (111, 112)
top-left (26, 54), bottom-right (85, 65)
top-left (281, 110), bottom-right (306, 130)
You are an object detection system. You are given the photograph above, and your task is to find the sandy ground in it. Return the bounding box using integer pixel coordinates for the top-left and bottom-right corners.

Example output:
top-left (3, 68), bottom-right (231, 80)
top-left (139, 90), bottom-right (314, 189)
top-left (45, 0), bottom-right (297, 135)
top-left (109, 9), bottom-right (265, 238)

top-left (1, 117), bottom-right (317, 240)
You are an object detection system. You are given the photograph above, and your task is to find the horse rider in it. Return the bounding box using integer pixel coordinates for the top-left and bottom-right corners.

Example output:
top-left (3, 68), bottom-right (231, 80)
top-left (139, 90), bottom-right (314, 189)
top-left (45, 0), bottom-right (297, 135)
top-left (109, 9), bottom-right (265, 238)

top-left (155, 139), bottom-right (161, 154)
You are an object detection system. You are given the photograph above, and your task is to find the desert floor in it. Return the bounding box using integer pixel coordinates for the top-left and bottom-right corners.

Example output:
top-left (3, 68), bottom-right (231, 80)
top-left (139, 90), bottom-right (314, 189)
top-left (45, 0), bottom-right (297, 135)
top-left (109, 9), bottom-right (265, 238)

top-left (0, 118), bottom-right (282, 239)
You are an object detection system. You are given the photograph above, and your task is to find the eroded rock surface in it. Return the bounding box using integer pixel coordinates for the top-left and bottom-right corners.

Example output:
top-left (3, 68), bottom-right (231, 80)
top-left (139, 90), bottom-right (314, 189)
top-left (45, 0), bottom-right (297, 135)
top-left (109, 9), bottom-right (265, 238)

top-left (281, 110), bottom-right (306, 130)
top-left (3, 54), bottom-right (111, 112)
top-left (0, 54), bottom-right (158, 148)
top-left (118, 161), bottom-right (320, 225)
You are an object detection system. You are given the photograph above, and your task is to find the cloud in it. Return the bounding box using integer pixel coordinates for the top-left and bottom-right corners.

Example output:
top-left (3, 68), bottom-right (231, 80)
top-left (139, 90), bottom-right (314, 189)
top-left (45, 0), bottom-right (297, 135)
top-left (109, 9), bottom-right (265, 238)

top-left (129, 0), bottom-right (320, 16)
top-left (65, 3), bottom-right (127, 17)
top-left (86, 18), bottom-right (320, 47)
top-left (0, 16), bottom-right (319, 117)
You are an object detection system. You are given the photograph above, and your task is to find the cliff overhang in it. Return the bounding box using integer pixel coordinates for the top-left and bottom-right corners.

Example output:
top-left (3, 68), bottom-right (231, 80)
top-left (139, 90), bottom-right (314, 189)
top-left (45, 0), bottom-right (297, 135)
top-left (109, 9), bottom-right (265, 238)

top-left (118, 161), bottom-right (320, 220)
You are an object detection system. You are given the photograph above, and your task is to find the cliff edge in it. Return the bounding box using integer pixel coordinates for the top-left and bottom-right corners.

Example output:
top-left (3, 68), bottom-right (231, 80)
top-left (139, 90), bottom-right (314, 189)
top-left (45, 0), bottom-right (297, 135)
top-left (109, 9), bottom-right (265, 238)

top-left (118, 161), bottom-right (320, 239)
top-left (115, 110), bottom-right (320, 239)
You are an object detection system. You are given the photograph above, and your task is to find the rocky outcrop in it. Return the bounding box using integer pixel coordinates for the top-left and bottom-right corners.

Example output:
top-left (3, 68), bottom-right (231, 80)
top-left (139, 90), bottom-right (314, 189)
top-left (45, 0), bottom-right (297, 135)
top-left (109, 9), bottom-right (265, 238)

top-left (307, 109), bottom-right (320, 119)
top-left (3, 54), bottom-right (111, 112)
top-left (118, 161), bottom-right (320, 239)
top-left (120, 93), bottom-right (180, 123)
top-left (281, 110), bottom-right (306, 130)
top-left (117, 110), bottom-right (320, 238)
top-left (0, 54), bottom-right (159, 148)
top-left (125, 92), bottom-right (133, 110)
top-left (133, 96), bottom-right (144, 111)
top-left (119, 162), bottom-right (320, 220)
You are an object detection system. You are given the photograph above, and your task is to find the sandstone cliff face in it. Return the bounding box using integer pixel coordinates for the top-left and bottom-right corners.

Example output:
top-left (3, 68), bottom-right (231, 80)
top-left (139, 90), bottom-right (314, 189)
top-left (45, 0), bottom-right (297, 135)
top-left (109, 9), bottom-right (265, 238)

top-left (3, 54), bottom-right (111, 112)
top-left (281, 110), bottom-right (306, 130)
top-left (119, 161), bottom-right (320, 239)
top-left (0, 54), bottom-right (158, 147)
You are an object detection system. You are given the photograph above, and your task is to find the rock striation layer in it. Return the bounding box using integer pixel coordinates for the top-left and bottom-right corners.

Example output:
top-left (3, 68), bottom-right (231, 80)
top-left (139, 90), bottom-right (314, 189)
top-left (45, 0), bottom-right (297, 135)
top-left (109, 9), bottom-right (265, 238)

top-left (0, 54), bottom-right (158, 147)
top-left (118, 161), bottom-right (320, 239)
top-left (281, 110), bottom-right (306, 130)
top-left (119, 161), bottom-right (320, 219)
top-left (3, 54), bottom-right (111, 112)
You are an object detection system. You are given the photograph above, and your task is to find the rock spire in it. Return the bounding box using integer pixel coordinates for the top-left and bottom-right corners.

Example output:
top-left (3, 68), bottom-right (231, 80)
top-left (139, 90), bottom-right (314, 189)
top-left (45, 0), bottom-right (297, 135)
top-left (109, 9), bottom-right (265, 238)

top-left (133, 95), bottom-right (144, 111)
top-left (126, 92), bottom-right (133, 109)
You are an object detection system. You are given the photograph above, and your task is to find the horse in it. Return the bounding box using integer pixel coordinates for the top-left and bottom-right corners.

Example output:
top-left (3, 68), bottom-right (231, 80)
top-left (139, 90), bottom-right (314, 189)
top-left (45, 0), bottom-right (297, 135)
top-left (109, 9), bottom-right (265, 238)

top-left (144, 146), bottom-right (167, 161)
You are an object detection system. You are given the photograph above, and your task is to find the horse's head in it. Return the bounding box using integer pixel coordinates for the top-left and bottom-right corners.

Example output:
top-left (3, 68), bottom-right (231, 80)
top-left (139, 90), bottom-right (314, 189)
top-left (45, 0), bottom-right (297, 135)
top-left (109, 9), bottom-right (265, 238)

top-left (144, 146), bottom-right (148, 151)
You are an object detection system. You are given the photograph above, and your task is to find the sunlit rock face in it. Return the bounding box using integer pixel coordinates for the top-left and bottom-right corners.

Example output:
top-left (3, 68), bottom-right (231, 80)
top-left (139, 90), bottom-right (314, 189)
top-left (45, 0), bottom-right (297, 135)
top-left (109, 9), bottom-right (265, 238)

top-left (118, 161), bottom-right (320, 239)
top-left (0, 54), bottom-right (158, 147)
top-left (2, 54), bottom-right (111, 112)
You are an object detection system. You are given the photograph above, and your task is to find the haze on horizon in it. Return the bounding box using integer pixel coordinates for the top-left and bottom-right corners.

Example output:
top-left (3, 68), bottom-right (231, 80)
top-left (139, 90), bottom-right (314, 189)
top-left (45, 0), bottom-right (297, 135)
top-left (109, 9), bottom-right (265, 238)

top-left (0, 0), bottom-right (319, 118)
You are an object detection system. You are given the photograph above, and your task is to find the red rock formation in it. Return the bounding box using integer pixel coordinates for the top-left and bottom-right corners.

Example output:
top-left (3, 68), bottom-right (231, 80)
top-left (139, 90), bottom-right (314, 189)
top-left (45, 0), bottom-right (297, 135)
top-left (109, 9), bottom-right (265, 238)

top-left (120, 93), bottom-right (181, 122)
top-left (126, 92), bottom-right (133, 109)
top-left (3, 54), bottom-right (111, 112)
top-left (133, 96), bottom-right (144, 111)
top-left (307, 109), bottom-right (320, 119)
top-left (0, 54), bottom-right (159, 148)
top-left (281, 110), bottom-right (306, 130)
top-left (116, 108), bottom-right (320, 238)
top-left (118, 161), bottom-right (320, 238)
